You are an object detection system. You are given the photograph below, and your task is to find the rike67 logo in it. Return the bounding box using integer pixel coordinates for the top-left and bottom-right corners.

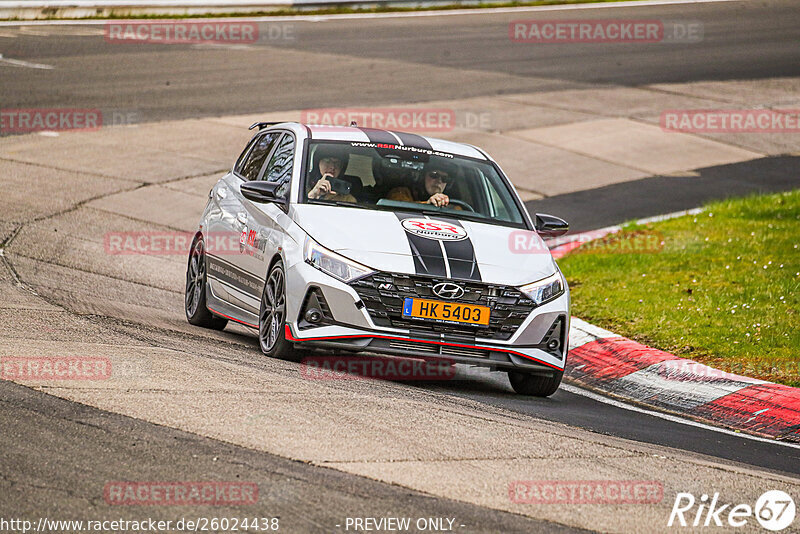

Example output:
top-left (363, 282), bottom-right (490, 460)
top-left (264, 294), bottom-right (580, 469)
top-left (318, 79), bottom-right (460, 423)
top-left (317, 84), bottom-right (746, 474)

top-left (669, 490), bottom-right (795, 531)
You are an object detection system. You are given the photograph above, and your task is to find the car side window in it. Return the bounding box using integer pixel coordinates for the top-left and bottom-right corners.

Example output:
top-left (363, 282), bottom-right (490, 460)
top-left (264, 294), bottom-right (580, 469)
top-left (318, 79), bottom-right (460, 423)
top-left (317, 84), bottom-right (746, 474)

top-left (236, 132), bottom-right (279, 181)
top-left (261, 133), bottom-right (295, 197)
top-left (234, 136), bottom-right (257, 173)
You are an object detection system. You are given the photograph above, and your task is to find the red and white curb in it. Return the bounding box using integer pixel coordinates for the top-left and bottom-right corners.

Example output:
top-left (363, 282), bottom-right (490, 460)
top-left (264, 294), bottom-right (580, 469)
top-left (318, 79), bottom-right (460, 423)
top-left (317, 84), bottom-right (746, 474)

top-left (566, 318), bottom-right (800, 443)
top-left (553, 211), bottom-right (800, 443)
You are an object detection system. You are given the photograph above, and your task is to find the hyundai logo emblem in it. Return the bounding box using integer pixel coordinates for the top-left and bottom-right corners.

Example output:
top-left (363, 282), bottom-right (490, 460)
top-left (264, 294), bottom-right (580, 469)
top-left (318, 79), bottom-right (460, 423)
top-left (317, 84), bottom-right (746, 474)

top-left (433, 282), bottom-right (465, 300)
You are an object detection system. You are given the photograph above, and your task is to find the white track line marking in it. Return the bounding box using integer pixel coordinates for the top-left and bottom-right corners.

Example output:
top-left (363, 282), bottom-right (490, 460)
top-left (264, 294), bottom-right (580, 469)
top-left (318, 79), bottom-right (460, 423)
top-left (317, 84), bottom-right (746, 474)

top-left (0, 53), bottom-right (53, 69)
top-left (549, 207), bottom-right (705, 248)
top-left (284, 0), bottom-right (742, 21)
top-left (0, 0), bottom-right (743, 26)
top-left (635, 206), bottom-right (705, 226)
top-left (189, 43), bottom-right (256, 50)
top-left (17, 27), bottom-right (56, 35)
top-left (561, 383), bottom-right (800, 450)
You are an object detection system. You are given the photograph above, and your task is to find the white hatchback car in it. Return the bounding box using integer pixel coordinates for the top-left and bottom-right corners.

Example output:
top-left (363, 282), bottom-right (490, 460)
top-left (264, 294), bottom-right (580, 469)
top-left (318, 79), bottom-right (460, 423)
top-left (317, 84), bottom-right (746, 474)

top-left (185, 122), bottom-right (570, 396)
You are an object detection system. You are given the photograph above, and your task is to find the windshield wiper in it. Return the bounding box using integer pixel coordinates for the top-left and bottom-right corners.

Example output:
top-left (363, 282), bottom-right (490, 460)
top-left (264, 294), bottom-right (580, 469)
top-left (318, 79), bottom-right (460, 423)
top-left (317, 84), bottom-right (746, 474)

top-left (308, 199), bottom-right (371, 209)
top-left (380, 201), bottom-right (493, 222)
top-left (307, 200), bottom-right (505, 225)
top-left (417, 209), bottom-right (489, 222)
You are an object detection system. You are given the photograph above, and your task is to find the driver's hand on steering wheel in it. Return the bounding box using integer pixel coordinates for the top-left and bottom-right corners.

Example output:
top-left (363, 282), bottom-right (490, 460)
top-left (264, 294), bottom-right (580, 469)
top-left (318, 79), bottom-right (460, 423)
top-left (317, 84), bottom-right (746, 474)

top-left (427, 193), bottom-right (449, 207)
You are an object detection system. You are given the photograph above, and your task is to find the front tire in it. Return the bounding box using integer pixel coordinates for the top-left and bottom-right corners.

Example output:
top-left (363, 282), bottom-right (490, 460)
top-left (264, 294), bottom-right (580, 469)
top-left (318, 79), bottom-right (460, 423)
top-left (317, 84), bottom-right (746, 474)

top-left (259, 260), bottom-right (300, 361)
top-left (508, 370), bottom-right (563, 397)
top-left (185, 237), bottom-right (228, 330)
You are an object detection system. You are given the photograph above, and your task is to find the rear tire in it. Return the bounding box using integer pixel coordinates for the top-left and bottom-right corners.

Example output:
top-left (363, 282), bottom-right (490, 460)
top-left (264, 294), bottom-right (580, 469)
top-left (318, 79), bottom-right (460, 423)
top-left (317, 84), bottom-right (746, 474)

top-left (185, 236), bottom-right (228, 330)
top-left (508, 370), bottom-right (563, 397)
top-left (259, 260), bottom-right (301, 362)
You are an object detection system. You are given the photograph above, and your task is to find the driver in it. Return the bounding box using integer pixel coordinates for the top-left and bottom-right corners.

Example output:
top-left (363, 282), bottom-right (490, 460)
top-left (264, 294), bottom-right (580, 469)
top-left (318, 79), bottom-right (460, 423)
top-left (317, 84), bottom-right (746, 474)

top-left (307, 146), bottom-right (357, 203)
top-left (385, 160), bottom-right (458, 208)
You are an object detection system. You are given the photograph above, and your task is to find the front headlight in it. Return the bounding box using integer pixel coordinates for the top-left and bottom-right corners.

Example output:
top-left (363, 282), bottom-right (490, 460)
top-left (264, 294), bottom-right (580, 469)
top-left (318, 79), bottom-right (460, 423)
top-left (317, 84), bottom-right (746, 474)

top-left (304, 237), bottom-right (375, 283)
top-left (519, 271), bottom-right (565, 306)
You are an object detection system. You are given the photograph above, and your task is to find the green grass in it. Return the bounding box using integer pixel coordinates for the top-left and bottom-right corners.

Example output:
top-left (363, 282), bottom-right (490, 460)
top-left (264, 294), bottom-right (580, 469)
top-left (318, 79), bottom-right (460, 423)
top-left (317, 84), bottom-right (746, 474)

top-left (560, 190), bottom-right (800, 387)
top-left (5, 0), bottom-right (649, 21)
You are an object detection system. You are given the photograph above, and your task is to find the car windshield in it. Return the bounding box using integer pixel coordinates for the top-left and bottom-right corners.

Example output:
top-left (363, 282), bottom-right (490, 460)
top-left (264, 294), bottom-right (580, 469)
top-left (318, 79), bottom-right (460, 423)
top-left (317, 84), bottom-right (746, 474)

top-left (302, 140), bottom-right (526, 227)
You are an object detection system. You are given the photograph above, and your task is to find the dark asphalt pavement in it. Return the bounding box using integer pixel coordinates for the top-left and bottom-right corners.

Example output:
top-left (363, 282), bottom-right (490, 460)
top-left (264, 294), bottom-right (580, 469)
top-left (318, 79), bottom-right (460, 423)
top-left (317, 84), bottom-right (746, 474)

top-left (1, 1), bottom-right (799, 123)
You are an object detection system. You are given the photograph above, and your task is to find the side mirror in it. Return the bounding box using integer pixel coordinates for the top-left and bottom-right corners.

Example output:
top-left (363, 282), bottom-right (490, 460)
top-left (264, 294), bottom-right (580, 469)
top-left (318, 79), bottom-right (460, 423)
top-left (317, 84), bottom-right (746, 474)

top-left (534, 213), bottom-right (569, 237)
top-left (240, 181), bottom-right (287, 205)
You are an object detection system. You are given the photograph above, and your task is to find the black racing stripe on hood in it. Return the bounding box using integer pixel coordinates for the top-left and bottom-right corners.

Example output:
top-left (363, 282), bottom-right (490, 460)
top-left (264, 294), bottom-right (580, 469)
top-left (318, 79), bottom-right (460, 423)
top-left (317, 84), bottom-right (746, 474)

top-left (359, 128), bottom-right (399, 145)
top-left (443, 239), bottom-right (482, 281)
top-left (394, 212), bottom-right (446, 277)
top-left (430, 215), bottom-right (482, 282)
top-left (391, 131), bottom-right (432, 150)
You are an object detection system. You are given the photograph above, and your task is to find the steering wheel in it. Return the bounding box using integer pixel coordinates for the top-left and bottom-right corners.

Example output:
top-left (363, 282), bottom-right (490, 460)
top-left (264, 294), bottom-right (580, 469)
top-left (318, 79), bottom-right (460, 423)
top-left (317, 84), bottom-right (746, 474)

top-left (442, 198), bottom-right (476, 212)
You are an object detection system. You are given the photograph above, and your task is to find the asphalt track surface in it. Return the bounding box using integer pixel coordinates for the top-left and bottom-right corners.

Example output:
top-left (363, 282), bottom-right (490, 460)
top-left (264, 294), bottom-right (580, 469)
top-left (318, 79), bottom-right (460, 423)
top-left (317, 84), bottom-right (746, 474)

top-left (2, 1), bottom-right (800, 532)
top-left (2, 1), bottom-right (799, 121)
top-left (0, 380), bottom-right (582, 533)
top-left (530, 155), bottom-right (800, 232)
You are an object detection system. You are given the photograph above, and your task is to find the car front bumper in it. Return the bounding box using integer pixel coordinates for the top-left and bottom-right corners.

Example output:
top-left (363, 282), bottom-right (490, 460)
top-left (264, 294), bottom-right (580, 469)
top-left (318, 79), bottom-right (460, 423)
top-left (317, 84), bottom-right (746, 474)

top-left (285, 259), bottom-right (569, 373)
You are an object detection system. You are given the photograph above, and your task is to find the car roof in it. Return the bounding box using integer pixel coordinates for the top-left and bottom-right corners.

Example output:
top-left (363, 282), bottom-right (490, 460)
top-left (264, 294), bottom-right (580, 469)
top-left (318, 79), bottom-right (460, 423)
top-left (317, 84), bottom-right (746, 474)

top-left (261, 122), bottom-right (488, 161)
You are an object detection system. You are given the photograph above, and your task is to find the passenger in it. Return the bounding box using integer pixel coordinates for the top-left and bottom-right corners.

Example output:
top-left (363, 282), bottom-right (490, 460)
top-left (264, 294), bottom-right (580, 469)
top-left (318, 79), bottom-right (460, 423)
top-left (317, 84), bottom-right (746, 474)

top-left (385, 161), bottom-right (458, 208)
top-left (307, 146), bottom-right (358, 203)
top-left (362, 157), bottom-right (412, 203)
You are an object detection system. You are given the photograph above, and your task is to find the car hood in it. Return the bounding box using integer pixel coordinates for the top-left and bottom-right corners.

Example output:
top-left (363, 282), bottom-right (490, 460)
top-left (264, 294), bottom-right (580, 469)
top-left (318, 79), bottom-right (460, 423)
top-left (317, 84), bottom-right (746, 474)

top-left (292, 205), bottom-right (556, 286)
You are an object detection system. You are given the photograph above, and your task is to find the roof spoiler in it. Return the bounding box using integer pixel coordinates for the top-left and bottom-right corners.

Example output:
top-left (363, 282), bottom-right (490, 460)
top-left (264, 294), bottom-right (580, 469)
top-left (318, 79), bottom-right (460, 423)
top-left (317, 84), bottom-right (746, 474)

top-left (249, 121), bottom-right (287, 131)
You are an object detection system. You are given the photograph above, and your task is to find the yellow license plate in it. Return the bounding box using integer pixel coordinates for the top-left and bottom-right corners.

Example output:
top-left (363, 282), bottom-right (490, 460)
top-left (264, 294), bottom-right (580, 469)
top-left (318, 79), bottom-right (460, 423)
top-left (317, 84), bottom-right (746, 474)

top-left (402, 298), bottom-right (490, 326)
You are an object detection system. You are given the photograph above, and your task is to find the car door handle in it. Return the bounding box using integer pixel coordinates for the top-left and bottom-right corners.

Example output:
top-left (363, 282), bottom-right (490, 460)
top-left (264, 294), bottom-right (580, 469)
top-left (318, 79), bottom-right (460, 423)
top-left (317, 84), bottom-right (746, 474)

top-left (215, 186), bottom-right (228, 201)
top-left (236, 212), bottom-right (248, 225)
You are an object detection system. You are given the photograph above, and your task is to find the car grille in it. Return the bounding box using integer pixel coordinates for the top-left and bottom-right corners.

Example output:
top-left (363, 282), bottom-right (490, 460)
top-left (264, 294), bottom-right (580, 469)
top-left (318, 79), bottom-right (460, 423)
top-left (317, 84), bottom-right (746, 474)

top-left (349, 272), bottom-right (535, 341)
